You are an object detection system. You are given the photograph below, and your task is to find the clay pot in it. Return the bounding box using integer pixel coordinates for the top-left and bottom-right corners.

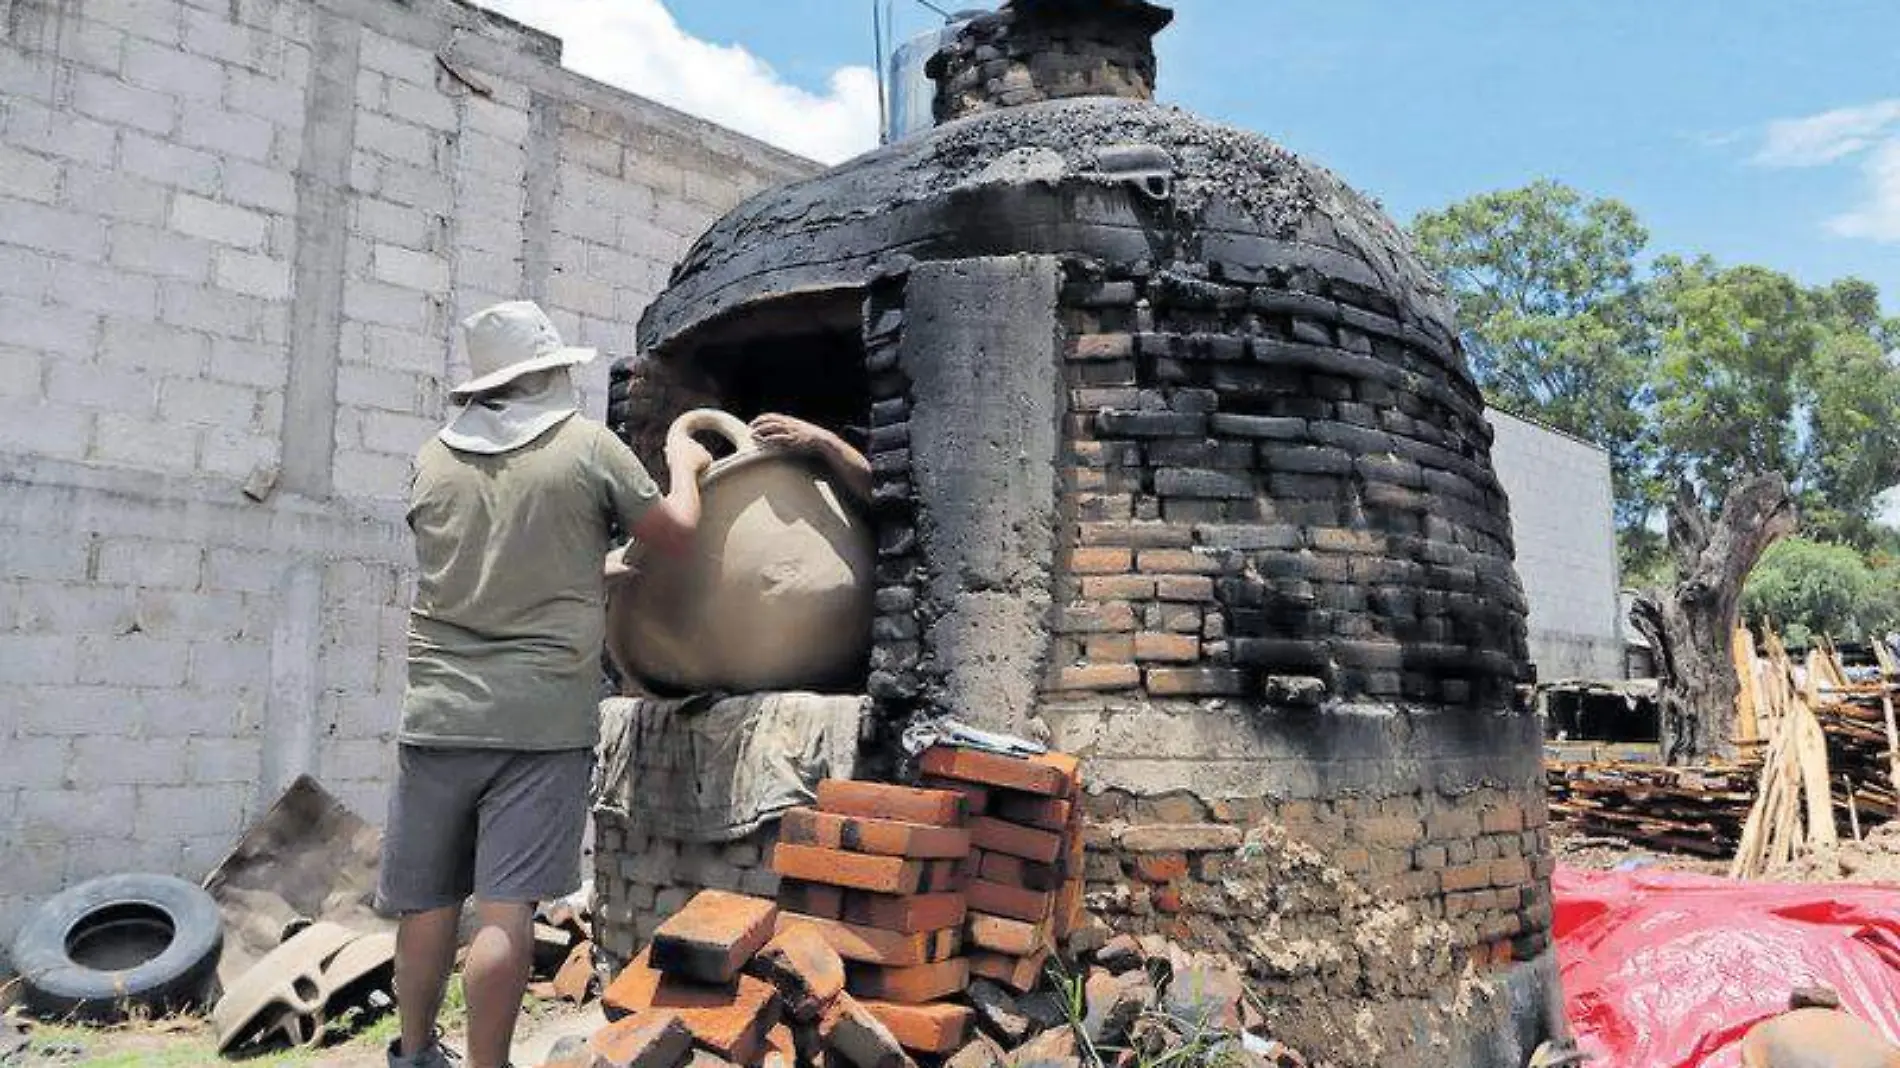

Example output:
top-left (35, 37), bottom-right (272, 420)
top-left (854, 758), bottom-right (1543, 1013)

top-left (607, 409), bottom-right (874, 693)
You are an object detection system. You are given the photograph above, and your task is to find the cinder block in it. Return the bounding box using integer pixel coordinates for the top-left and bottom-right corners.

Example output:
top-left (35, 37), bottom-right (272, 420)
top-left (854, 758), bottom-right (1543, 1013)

top-left (69, 735), bottom-right (187, 786)
top-left (18, 786), bottom-right (135, 840)
top-left (132, 783), bottom-right (246, 839)
top-left (0, 198), bottom-right (108, 261)
top-left (649, 890), bottom-right (778, 983)
top-left (77, 634), bottom-right (189, 687)
top-left (171, 194), bottom-right (268, 250)
top-left (0, 736), bottom-right (71, 790)
top-left (178, 103), bottom-right (273, 162)
top-left (121, 131), bottom-right (220, 194)
top-left (356, 113), bottom-right (436, 168)
top-left (98, 537), bottom-right (202, 589)
top-left (71, 69), bottom-right (177, 134)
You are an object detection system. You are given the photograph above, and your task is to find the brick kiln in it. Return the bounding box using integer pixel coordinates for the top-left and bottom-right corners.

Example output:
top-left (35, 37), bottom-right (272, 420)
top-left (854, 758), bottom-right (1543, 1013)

top-left (597, 1), bottom-right (1560, 1064)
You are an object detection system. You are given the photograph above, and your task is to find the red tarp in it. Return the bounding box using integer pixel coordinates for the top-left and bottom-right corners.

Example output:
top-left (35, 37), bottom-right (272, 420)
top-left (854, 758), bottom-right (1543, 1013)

top-left (1553, 865), bottom-right (1900, 1068)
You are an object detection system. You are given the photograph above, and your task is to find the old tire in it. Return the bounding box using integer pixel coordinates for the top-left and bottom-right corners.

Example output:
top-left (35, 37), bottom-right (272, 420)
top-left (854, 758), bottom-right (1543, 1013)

top-left (9, 873), bottom-right (223, 1021)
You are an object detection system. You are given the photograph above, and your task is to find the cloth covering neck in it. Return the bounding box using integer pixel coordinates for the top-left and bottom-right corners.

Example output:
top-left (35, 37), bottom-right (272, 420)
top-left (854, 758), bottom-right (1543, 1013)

top-left (438, 369), bottom-right (579, 455)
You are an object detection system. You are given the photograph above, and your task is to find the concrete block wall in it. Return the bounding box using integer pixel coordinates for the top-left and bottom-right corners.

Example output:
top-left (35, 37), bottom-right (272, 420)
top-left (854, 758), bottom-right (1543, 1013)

top-left (1485, 410), bottom-right (1623, 682)
top-left (0, 0), bottom-right (815, 950)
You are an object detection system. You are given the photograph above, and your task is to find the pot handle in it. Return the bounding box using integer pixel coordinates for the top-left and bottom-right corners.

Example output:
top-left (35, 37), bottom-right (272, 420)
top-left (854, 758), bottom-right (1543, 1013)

top-left (666, 409), bottom-right (757, 464)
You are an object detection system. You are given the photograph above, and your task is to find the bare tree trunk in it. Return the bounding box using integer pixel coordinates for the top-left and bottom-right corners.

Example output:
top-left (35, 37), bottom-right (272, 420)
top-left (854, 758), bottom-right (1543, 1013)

top-left (1629, 474), bottom-right (1796, 764)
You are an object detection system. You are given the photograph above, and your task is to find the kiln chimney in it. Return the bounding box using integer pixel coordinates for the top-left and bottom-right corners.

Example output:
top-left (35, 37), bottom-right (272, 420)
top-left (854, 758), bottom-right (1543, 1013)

top-left (927, 0), bottom-right (1173, 123)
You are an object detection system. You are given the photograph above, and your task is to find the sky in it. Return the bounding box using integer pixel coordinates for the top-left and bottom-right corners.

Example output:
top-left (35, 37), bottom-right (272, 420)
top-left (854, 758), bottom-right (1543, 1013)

top-left (478, 1), bottom-right (1900, 310)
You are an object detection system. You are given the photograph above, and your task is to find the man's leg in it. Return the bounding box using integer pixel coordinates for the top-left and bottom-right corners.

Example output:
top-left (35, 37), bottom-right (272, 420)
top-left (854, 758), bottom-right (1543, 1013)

top-left (378, 745), bottom-right (483, 1062)
top-left (463, 899), bottom-right (536, 1068)
top-left (470, 747), bottom-right (594, 1068)
top-left (395, 905), bottom-right (461, 1057)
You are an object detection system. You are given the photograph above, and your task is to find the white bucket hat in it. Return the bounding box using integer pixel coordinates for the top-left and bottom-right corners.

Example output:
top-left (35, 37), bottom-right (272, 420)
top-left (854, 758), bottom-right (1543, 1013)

top-left (450, 300), bottom-right (595, 399)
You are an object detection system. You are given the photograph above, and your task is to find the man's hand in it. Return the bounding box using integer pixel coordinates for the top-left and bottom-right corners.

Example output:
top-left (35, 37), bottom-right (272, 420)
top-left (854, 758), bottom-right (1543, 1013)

top-left (750, 413), bottom-right (826, 454)
top-left (665, 435), bottom-right (714, 478)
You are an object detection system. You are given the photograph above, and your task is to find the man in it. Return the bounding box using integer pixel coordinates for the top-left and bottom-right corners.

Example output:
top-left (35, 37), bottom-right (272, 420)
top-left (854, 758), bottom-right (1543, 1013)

top-left (381, 301), bottom-right (712, 1068)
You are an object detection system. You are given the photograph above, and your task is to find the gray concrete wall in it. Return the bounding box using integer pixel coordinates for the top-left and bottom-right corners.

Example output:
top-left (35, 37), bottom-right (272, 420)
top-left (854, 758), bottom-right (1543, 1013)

top-left (0, 0), bottom-right (815, 949)
top-left (1486, 410), bottom-right (1622, 681)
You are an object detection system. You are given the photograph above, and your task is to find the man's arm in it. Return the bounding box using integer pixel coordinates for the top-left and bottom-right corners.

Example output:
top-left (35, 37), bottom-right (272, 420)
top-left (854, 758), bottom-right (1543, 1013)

top-left (750, 413), bottom-right (872, 503)
top-left (627, 434), bottom-right (712, 558)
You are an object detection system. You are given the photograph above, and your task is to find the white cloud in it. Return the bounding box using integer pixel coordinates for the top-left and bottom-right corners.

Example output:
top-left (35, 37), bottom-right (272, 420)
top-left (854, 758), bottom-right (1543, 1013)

top-left (1753, 99), bottom-right (1900, 245)
top-left (477, 0), bottom-right (880, 164)
top-left (1828, 138), bottom-right (1900, 242)
top-left (1754, 99), bottom-right (1900, 168)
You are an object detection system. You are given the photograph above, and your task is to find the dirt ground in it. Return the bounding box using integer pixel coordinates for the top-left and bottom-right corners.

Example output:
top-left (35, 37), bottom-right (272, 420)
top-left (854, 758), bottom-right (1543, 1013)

top-left (1553, 819), bottom-right (1900, 884)
top-left (1, 992), bottom-right (602, 1068)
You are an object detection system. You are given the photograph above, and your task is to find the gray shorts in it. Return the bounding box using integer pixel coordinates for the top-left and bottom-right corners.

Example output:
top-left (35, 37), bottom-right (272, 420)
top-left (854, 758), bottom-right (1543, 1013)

top-left (377, 745), bottom-right (593, 914)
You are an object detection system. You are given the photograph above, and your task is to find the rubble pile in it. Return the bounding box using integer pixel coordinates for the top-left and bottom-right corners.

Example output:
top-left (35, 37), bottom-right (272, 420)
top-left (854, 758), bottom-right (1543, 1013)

top-left (544, 744), bottom-right (1308, 1068)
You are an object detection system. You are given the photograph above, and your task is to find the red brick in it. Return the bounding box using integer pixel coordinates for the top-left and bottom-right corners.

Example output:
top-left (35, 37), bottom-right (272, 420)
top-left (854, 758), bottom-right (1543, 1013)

top-left (977, 850), bottom-right (1064, 891)
top-left (1083, 634), bottom-right (1135, 660)
top-left (838, 891), bottom-right (966, 934)
top-left (589, 1010), bottom-right (694, 1068)
top-left (1132, 852), bottom-right (1188, 884)
top-left (1070, 547), bottom-right (1133, 574)
top-left (1155, 575), bottom-right (1216, 602)
top-left (917, 777), bottom-right (989, 817)
top-left (860, 1000), bottom-right (975, 1054)
top-left (991, 794), bottom-right (1073, 832)
top-left (1081, 575), bottom-right (1156, 600)
top-left (1072, 333), bottom-right (1135, 361)
top-left (764, 1023), bottom-right (798, 1068)
top-left (968, 948), bottom-right (1049, 994)
top-left (1151, 884), bottom-right (1183, 914)
top-left (846, 958), bottom-right (971, 1004)
top-left (750, 924), bottom-right (846, 1023)
top-left (817, 781), bottom-right (965, 827)
top-left (819, 994), bottom-right (912, 1068)
top-left (771, 844), bottom-right (926, 895)
top-left (918, 748), bottom-right (1077, 798)
top-left (1135, 549), bottom-right (1221, 574)
top-left (1054, 878), bottom-right (1085, 940)
top-left (1054, 602), bottom-right (1138, 634)
top-left (1480, 805), bottom-right (1525, 834)
top-left (1052, 664), bottom-right (1140, 692)
top-left (1117, 823), bottom-right (1243, 853)
top-left (602, 950), bottom-right (782, 1065)
top-left (969, 818), bottom-right (1064, 864)
top-left (1489, 856), bottom-right (1531, 887)
top-left (778, 913), bottom-right (962, 967)
top-left (1133, 632), bottom-right (1199, 663)
top-left (1441, 863), bottom-right (1491, 893)
top-left (1143, 667), bottom-right (1244, 696)
top-left (777, 880), bottom-right (844, 920)
top-left (780, 807), bottom-right (973, 859)
top-left (966, 912), bottom-right (1051, 956)
top-left (650, 891), bottom-right (779, 984)
top-left (965, 879), bottom-right (1055, 924)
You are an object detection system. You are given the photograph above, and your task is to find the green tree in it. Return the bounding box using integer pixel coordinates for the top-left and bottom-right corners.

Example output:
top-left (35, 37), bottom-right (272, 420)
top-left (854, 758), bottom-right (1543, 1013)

top-left (1741, 536), bottom-right (1899, 642)
top-left (1411, 181), bottom-right (1658, 539)
top-left (1648, 258), bottom-right (1900, 545)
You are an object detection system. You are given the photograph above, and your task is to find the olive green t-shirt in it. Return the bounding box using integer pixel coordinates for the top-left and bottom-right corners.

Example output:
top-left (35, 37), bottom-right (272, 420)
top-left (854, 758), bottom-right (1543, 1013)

top-left (401, 415), bottom-right (659, 750)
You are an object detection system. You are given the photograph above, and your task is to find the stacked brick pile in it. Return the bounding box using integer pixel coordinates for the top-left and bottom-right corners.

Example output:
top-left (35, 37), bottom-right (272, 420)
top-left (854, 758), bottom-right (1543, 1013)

top-left (589, 888), bottom-right (918, 1068)
top-left (917, 745), bottom-right (1085, 997)
top-left (769, 780), bottom-right (978, 1055)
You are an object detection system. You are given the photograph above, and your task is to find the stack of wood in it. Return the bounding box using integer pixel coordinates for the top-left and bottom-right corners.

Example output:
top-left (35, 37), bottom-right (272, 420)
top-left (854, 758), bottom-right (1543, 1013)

top-left (1546, 625), bottom-right (1900, 861)
top-left (1545, 761), bottom-right (1755, 856)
